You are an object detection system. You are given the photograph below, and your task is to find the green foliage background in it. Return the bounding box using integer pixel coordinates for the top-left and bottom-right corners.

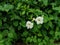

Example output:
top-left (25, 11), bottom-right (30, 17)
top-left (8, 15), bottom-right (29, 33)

top-left (0, 0), bottom-right (60, 45)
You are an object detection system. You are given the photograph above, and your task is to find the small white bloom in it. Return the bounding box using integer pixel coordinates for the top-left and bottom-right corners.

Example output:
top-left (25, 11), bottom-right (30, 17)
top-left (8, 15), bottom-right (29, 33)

top-left (32, 18), bottom-right (35, 21)
top-left (35, 16), bottom-right (43, 24)
top-left (26, 21), bottom-right (33, 29)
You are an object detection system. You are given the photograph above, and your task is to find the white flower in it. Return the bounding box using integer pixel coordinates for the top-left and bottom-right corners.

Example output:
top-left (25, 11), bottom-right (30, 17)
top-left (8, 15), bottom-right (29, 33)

top-left (35, 16), bottom-right (43, 24)
top-left (26, 21), bottom-right (33, 29)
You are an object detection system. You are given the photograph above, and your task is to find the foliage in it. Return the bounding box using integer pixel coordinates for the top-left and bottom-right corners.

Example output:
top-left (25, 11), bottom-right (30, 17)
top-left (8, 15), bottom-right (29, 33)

top-left (0, 0), bottom-right (60, 45)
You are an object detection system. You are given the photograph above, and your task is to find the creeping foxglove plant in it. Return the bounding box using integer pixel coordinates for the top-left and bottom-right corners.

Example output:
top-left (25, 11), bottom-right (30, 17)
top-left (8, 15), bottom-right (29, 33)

top-left (0, 0), bottom-right (59, 45)
top-left (35, 16), bottom-right (43, 24)
top-left (26, 21), bottom-right (33, 29)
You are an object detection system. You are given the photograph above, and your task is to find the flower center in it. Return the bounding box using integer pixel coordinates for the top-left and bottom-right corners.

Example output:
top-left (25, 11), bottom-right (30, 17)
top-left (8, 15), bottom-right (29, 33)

top-left (38, 19), bottom-right (40, 21)
top-left (28, 23), bottom-right (31, 25)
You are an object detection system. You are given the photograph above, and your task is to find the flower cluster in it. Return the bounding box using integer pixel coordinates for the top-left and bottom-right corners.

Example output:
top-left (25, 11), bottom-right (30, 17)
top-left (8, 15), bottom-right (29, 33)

top-left (26, 16), bottom-right (44, 29)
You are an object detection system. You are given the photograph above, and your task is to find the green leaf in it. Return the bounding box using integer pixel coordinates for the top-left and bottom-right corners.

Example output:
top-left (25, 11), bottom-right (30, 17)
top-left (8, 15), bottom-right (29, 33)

top-left (38, 42), bottom-right (43, 45)
top-left (9, 26), bottom-right (14, 31)
top-left (22, 31), bottom-right (28, 37)
top-left (20, 20), bottom-right (26, 27)
top-left (32, 36), bottom-right (37, 43)
top-left (4, 4), bottom-right (14, 12)
top-left (43, 40), bottom-right (46, 45)
top-left (38, 0), bottom-right (41, 1)
top-left (0, 4), bottom-right (14, 12)
top-left (0, 33), bottom-right (3, 40)
top-left (5, 40), bottom-right (12, 45)
top-left (2, 30), bottom-right (8, 37)
top-left (0, 19), bottom-right (2, 27)
top-left (21, 11), bottom-right (25, 15)
top-left (49, 15), bottom-right (54, 20)
top-left (13, 21), bottom-right (18, 27)
top-left (26, 37), bottom-right (31, 42)
top-left (38, 33), bottom-right (42, 37)
top-left (44, 15), bottom-right (49, 23)
top-left (54, 31), bottom-right (60, 40)
top-left (48, 21), bottom-right (53, 29)
top-left (0, 40), bottom-right (5, 44)
top-left (10, 14), bottom-right (20, 20)
top-left (18, 26), bottom-right (21, 30)
top-left (38, 38), bottom-right (41, 43)
top-left (8, 32), bottom-right (14, 39)
top-left (0, 6), bottom-right (4, 11)
top-left (42, 0), bottom-right (48, 6)
top-left (50, 30), bottom-right (54, 35)
top-left (58, 19), bottom-right (60, 27)
top-left (3, 23), bottom-right (9, 29)
top-left (31, 24), bottom-right (40, 33)
top-left (0, 43), bottom-right (4, 45)
top-left (16, 3), bottom-right (22, 10)
top-left (2, 17), bottom-right (7, 22)
top-left (49, 39), bottom-right (54, 45)
top-left (53, 6), bottom-right (60, 13)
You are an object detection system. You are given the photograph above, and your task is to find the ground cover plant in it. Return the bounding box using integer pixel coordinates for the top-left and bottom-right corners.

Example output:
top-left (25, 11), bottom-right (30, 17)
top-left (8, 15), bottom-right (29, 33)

top-left (0, 0), bottom-right (60, 45)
